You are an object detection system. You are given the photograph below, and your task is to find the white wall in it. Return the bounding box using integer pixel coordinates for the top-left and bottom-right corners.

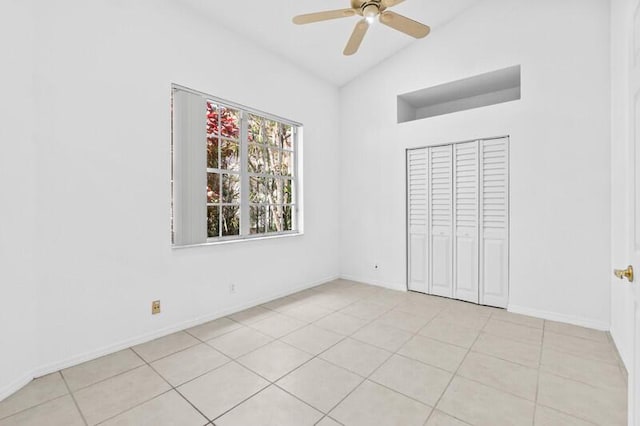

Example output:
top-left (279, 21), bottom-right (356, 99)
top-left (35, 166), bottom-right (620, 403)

top-left (0, 0), bottom-right (38, 400)
top-left (339, 0), bottom-right (612, 329)
top-left (20, 0), bottom-right (340, 379)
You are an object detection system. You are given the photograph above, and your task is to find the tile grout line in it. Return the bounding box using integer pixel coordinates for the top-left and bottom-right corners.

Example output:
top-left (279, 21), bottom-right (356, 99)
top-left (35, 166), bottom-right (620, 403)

top-left (318, 294), bottom-right (492, 424)
top-left (531, 319), bottom-right (546, 426)
top-left (538, 366), bottom-right (627, 391)
top-left (545, 327), bottom-right (619, 345)
top-left (176, 285), bottom-right (389, 395)
top-left (270, 295), bottom-right (401, 417)
top-left (82, 346), bottom-right (213, 425)
top-left (482, 317), bottom-right (546, 346)
top-left (58, 372), bottom-right (90, 426)
top-left (469, 329), bottom-right (542, 364)
top-left (533, 404), bottom-right (600, 426)
top-left (0, 371), bottom-right (106, 425)
top-left (488, 312), bottom-right (545, 330)
top-left (92, 389), bottom-right (176, 426)
top-left (538, 330), bottom-right (628, 391)
top-left (479, 315), bottom-right (609, 426)
top-left (545, 328), bottom-right (616, 344)
top-left (541, 346), bottom-right (622, 367)
top-left (197, 287), bottom-right (387, 424)
top-left (206, 311), bottom-right (365, 423)
top-left (216, 287), bottom-right (410, 421)
top-left (440, 309), bottom-right (618, 425)
top-left (532, 370), bottom-right (624, 424)
top-left (447, 333), bottom-right (546, 402)
top-left (297, 303), bottom-right (404, 420)
top-left (422, 311), bottom-right (489, 426)
top-left (320, 295), bottom-right (479, 424)
top-left (246, 285), bottom-right (380, 336)
top-left (135, 332), bottom-right (335, 426)
top-left (184, 322), bottom-right (244, 345)
top-left (534, 401), bottom-right (610, 425)
top-left (0, 367), bottom-right (147, 424)
top-left (194, 360), bottom-right (270, 423)
top-left (63, 353), bottom-right (150, 394)
top-left (132, 339), bottom-right (202, 364)
top-left (142, 354), bottom-right (215, 425)
top-left (314, 414), bottom-right (345, 426)
top-left (0, 390), bottom-right (69, 422)
top-left (203, 329), bottom-right (274, 361)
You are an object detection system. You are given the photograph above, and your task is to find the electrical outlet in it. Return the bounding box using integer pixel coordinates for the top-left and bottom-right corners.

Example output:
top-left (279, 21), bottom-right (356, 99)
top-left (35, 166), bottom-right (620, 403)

top-left (229, 283), bottom-right (236, 294)
top-left (151, 300), bottom-right (161, 315)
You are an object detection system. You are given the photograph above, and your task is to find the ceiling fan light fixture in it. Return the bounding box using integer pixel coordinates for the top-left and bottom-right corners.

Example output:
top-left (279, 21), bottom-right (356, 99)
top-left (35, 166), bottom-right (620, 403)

top-left (363, 3), bottom-right (380, 23)
top-left (292, 0), bottom-right (431, 56)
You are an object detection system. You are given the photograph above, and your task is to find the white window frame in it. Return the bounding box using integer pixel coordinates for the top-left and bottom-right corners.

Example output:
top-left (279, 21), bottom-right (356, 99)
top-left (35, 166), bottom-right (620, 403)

top-left (171, 84), bottom-right (303, 247)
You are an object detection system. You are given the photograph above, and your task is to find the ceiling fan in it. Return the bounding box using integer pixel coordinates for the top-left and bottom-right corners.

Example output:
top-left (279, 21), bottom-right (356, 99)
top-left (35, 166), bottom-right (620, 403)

top-left (293, 0), bottom-right (431, 56)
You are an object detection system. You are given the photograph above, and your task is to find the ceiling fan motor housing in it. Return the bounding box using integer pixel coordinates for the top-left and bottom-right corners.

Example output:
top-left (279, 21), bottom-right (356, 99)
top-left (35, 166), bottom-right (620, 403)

top-left (352, 0), bottom-right (387, 16)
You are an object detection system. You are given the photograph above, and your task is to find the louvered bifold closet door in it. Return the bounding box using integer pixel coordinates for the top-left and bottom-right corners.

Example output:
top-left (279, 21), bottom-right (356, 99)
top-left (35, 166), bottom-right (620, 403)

top-left (429, 145), bottom-right (454, 298)
top-left (407, 148), bottom-right (429, 293)
top-left (454, 141), bottom-right (480, 303)
top-left (480, 137), bottom-right (509, 308)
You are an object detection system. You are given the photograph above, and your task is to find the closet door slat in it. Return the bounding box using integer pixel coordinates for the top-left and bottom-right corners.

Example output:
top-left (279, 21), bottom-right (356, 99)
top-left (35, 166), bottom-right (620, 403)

top-left (407, 148), bottom-right (429, 293)
top-left (429, 145), bottom-right (454, 298)
top-left (454, 141), bottom-right (480, 303)
top-left (480, 138), bottom-right (509, 308)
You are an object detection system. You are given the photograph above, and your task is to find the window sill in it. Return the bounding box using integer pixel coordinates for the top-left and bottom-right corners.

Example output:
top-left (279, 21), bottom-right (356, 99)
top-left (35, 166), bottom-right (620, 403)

top-left (172, 231), bottom-right (303, 249)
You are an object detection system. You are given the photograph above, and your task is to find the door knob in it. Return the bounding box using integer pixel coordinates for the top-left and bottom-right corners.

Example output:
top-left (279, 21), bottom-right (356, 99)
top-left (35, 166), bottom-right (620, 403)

top-left (613, 265), bottom-right (634, 282)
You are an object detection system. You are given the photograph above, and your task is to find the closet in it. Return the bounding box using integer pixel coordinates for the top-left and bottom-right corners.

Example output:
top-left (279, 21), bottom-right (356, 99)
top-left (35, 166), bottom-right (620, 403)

top-left (407, 137), bottom-right (509, 308)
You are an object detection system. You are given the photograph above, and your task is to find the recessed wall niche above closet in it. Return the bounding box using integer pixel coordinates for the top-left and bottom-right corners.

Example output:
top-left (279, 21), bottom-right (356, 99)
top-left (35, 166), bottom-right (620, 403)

top-left (397, 66), bottom-right (521, 123)
top-left (407, 137), bottom-right (509, 308)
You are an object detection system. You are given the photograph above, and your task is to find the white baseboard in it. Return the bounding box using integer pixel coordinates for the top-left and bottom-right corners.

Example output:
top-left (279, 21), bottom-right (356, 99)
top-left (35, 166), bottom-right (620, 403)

top-left (2, 274), bottom-right (339, 401)
top-left (508, 304), bottom-right (610, 331)
top-left (339, 274), bottom-right (406, 292)
top-left (342, 278), bottom-right (611, 332)
top-left (341, 276), bottom-right (611, 332)
top-left (0, 372), bottom-right (34, 403)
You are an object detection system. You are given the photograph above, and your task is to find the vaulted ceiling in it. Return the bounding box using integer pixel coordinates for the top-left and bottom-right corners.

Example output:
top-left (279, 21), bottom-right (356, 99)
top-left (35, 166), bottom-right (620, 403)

top-left (177, 0), bottom-right (482, 86)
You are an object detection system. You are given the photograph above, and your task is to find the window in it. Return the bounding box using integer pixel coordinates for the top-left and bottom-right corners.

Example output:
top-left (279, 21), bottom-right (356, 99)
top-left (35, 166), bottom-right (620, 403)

top-left (206, 102), bottom-right (241, 238)
top-left (172, 86), bottom-right (301, 246)
top-left (246, 113), bottom-right (296, 235)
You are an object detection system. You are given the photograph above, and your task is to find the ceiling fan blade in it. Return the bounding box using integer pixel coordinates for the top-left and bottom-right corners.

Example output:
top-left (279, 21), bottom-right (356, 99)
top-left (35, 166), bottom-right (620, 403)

top-left (293, 9), bottom-right (356, 25)
top-left (343, 19), bottom-right (370, 56)
top-left (381, 0), bottom-right (406, 7)
top-left (379, 11), bottom-right (431, 38)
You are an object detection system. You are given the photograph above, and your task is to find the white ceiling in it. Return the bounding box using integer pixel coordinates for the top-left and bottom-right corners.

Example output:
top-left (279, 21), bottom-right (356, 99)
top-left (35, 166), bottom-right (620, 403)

top-left (177, 0), bottom-right (482, 86)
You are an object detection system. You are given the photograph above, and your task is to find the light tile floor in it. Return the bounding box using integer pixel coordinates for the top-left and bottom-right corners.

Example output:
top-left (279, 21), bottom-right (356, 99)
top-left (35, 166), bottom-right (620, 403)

top-left (0, 280), bottom-right (628, 426)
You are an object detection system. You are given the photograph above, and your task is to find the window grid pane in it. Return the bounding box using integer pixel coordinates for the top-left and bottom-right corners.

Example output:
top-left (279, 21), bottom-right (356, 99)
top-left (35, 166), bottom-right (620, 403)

top-left (206, 100), bottom-right (297, 241)
top-left (221, 205), bottom-right (241, 237)
top-left (207, 206), bottom-right (220, 238)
